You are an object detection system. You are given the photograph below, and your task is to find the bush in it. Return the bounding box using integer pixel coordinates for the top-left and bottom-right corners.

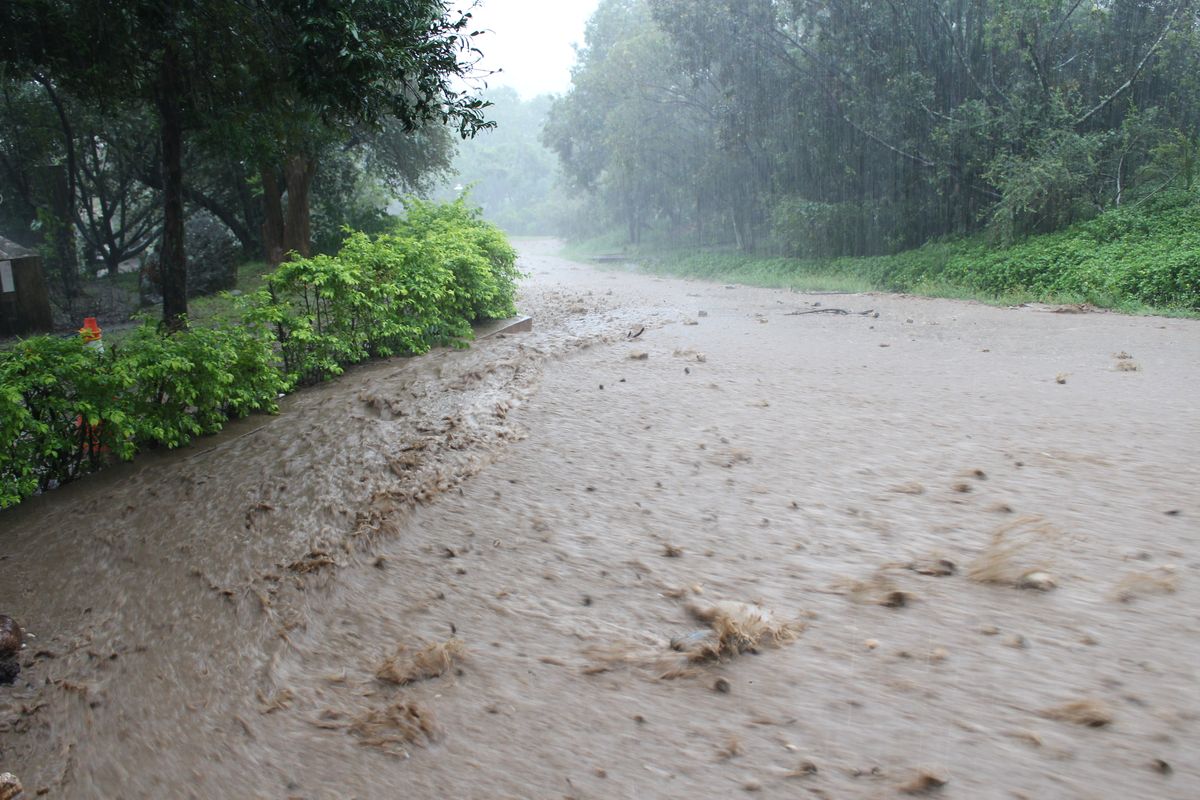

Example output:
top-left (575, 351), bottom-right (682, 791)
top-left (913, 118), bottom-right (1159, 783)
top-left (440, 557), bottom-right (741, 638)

top-left (117, 323), bottom-right (283, 448)
top-left (0, 198), bottom-right (521, 508)
top-left (248, 196), bottom-right (520, 386)
top-left (0, 324), bottom-right (284, 506)
top-left (0, 337), bottom-right (135, 503)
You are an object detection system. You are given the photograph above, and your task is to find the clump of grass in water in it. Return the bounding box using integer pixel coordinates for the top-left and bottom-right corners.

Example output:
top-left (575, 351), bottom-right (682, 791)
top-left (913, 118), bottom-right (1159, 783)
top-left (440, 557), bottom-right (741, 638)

top-left (376, 638), bottom-right (466, 685)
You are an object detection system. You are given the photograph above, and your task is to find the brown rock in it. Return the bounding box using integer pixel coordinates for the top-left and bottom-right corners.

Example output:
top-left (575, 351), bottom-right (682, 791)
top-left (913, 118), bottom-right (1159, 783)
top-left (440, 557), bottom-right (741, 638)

top-left (0, 773), bottom-right (21, 800)
top-left (0, 616), bottom-right (21, 658)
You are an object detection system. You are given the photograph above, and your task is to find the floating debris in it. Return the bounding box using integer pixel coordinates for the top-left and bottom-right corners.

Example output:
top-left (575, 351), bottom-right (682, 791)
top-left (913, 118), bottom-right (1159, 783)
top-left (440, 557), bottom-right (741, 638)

top-left (0, 773), bottom-right (22, 800)
top-left (899, 770), bottom-right (948, 794)
top-left (681, 600), bottom-right (805, 662)
top-left (1113, 568), bottom-right (1177, 602)
top-left (1041, 698), bottom-right (1113, 727)
top-left (376, 639), bottom-right (466, 685)
top-left (349, 701), bottom-right (438, 755)
top-left (968, 516), bottom-right (1060, 588)
top-left (1016, 571), bottom-right (1057, 592)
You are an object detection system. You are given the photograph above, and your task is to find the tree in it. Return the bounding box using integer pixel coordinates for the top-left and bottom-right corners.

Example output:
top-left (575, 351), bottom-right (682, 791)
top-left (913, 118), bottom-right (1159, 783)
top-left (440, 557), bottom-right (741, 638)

top-left (545, 0), bottom-right (1200, 256)
top-left (2, 0), bottom-right (492, 327)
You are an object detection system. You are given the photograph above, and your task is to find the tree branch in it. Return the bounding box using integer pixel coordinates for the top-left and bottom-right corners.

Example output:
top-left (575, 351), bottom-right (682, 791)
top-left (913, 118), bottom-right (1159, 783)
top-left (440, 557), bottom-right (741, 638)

top-left (1075, 0), bottom-right (1190, 127)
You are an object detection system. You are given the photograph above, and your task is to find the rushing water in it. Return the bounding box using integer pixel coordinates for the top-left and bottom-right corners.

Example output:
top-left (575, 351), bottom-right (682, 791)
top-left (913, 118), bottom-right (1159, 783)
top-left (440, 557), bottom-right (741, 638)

top-left (2, 241), bottom-right (1198, 798)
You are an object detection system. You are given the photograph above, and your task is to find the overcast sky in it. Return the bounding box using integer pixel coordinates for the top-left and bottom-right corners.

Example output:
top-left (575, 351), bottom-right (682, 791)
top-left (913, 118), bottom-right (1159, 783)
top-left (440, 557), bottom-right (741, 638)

top-left (464, 0), bottom-right (600, 99)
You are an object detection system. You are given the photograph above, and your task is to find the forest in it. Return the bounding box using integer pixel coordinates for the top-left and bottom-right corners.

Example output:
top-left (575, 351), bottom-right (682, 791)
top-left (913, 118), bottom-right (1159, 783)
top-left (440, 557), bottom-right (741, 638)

top-left (544, 0), bottom-right (1199, 309)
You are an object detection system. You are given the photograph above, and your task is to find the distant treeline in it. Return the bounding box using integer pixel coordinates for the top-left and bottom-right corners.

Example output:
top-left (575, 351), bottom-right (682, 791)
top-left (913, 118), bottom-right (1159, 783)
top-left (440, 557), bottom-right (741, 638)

top-left (545, 0), bottom-right (1200, 255)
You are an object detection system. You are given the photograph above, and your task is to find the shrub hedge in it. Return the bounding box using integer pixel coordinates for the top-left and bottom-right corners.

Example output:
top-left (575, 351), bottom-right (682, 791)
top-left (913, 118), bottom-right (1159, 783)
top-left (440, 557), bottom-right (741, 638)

top-left (0, 199), bottom-right (519, 509)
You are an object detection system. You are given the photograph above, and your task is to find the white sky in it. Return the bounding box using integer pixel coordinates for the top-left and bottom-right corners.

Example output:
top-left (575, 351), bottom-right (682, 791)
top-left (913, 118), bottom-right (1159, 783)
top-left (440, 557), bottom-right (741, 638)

top-left (463, 0), bottom-right (601, 99)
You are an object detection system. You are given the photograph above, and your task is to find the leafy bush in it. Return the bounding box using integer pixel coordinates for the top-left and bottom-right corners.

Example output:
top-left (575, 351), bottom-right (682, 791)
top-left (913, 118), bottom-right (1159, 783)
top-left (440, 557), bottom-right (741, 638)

top-left (117, 323), bottom-right (283, 448)
top-left (0, 324), bottom-right (283, 506)
top-left (248, 196), bottom-right (520, 386)
top-left (0, 198), bottom-right (520, 508)
top-left (0, 337), bottom-right (135, 501)
top-left (392, 196), bottom-right (520, 320)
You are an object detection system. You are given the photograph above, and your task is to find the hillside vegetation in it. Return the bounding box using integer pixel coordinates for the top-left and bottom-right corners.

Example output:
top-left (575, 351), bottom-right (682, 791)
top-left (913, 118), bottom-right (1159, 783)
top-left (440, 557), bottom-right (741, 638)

top-left (584, 193), bottom-right (1200, 314)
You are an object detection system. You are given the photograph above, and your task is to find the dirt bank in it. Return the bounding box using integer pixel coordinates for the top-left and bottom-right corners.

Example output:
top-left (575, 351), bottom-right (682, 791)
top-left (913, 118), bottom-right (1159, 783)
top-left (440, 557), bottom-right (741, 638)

top-left (1, 239), bottom-right (1197, 798)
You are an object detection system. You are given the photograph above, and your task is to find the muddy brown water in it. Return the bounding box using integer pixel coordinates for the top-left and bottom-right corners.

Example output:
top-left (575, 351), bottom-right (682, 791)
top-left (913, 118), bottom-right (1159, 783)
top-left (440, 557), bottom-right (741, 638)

top-left (1, 239), bottom-right (1198, 799)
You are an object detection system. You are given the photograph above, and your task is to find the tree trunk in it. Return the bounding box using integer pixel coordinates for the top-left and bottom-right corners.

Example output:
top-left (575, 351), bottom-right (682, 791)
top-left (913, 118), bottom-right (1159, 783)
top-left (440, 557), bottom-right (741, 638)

top-left (34, 165), bottom-right (80, 301)
top-left (261, 167), bottom-right (285, 266)
top-left (157, 46), bottom-right (187, 330)
top-left (282, 154), bottom-right (316, 259)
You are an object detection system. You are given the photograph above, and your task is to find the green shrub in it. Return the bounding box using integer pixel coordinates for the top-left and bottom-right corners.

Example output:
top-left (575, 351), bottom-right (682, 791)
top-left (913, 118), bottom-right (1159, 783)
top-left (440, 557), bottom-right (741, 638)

top-left (247, 196), bottom-right (521, 386)
top-left (0, 337), bottom-right (136, 500)
top-left (392, 196), bottom-right (520, 320)
top-left (117, 323), bottom-right (283, 448)
top-left (1, 198), bottom-right (521, 508)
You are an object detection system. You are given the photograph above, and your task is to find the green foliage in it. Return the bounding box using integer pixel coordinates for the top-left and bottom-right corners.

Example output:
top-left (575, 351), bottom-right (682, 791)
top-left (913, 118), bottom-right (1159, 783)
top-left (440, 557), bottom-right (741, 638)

top-left (117, 323), bottom-right (283, 448)
top-left (0, 323), bottom-right (281, 506)
top-left (246, 197), bottom-right (519, 386)
top-left (0, 337), bottom-right (135, 504)
top-left (0, 200), bottom-right (520, 508)
top-left (393, 197), bottom-right (520, 320)
top-left (550, 0), bottom-right (1200, 258)
top-left (637, 194), bottom-right (1200, 312)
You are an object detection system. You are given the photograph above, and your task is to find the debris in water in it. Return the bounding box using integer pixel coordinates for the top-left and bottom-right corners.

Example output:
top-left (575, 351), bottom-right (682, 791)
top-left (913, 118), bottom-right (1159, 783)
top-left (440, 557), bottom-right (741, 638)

top-left (1116, 360), bottom-right (1140, 372)
top-left (1112, 568), bottom-right (1177, 602)
top-left (348, 701), bottom-right (438, 755)
top-left (376, 639), bottom-right (466, 685)
top-left (864, 639), bottom-right (879, 650)
top-left (682, 600), bottom-right (805, 661)
top-left (714, 677), bottom-right (731, 693)
top-left (257, 688), bottom-right (295, 714)
top-left (1016, 571), bottom-right (1057, 591)
top-left (785, 761), bottom-right (819, 778)
top-left (1040, 698), bottom-right (1113, 727)
top-left (1151, 759), bottom-right (1172, 775)
top-left (629, 351), bottom-right (649, 360)
top-left (1056, 373), bottom-right (1069, 384)
top-left (908, 558), bottom-right (956, 577)
top-left (968, 516), bottom-right (1059, 587)
top-left (627, 325), bottom-right (645, 339)
top-left (898, 770), bottom-right (948, 794)
top-left (663, 544), bottom-right (684, 558)
top-left (287, 550), bottom-right (337, 574)
top-left (841, 569), bottom-right (916, 608)
top-left (951, 482), bottom-right (972, 493)
top-left (698, 310), bottom-right (709, 317)
top-left (718, 734), bottom-right (743, 760)
top-left (889, 482), bottom-right (925, 495)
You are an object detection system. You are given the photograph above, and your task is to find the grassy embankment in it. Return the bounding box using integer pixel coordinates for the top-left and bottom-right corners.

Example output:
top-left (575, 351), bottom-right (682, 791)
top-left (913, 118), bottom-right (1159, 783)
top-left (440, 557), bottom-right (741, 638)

top-left (564, 193), bottom-right (1200, 316)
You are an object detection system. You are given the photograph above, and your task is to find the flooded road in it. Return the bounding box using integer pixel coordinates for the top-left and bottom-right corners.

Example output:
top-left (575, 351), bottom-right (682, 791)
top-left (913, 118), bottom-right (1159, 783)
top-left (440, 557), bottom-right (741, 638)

top-left (1, 240), bottom-right (1198, 798)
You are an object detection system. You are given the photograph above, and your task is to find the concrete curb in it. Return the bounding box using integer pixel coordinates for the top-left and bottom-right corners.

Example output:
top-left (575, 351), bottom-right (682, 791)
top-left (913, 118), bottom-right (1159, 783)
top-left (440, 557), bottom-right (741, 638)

top-left (474, 315), bottom-right (533, 339)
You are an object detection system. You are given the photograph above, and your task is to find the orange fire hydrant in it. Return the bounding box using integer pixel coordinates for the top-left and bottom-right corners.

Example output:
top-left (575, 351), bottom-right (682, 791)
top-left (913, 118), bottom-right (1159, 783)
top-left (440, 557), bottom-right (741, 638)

top-left (77, 317), bottom-right (108, 454)
top-left (79, 317), bottom-right (103, 352)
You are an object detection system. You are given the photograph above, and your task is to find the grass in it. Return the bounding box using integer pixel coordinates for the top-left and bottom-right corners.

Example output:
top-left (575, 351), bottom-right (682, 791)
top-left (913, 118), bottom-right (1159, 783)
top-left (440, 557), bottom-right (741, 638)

top-left (562, 192), bottom-right (1200, 317)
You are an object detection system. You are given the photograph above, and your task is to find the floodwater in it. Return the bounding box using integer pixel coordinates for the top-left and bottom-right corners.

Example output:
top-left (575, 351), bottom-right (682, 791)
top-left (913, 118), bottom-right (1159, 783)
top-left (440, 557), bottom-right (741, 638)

top-left (1, 240), bottom-right (1198, 798)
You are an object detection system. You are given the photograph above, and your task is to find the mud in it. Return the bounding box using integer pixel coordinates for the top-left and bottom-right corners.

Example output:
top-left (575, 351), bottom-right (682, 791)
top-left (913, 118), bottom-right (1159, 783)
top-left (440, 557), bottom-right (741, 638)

top-left (1, 239), bottom-right (1198, 798)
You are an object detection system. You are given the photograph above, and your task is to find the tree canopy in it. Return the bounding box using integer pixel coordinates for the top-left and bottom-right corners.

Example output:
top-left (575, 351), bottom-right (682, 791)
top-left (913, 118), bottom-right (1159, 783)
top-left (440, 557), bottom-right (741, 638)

top-left (547, 0), bottom-right (1200, 255)
top-left (1, 0), bottom-right (492, 325)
